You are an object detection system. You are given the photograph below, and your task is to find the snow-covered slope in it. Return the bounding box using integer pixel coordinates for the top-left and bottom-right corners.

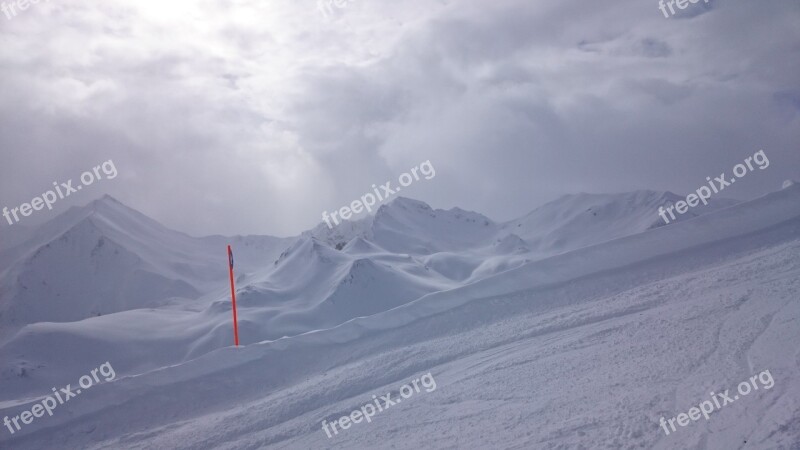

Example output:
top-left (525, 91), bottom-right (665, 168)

top-left (213, 236), bottom-right (456, 341)
top-left (370, 198), bottom-right (498, 254)
top-left (306, 197), bottom-right (500, 254)
top-left (0, 189), bottom-right (746, 382)
top-left (3, 217), bottom-right (198, 325)
top-left (1, 184), bottom-right (797, 449)
top-left (0, 196), bottom-right (292, 336)
top-left (503, 190), bottom-right (739, 255)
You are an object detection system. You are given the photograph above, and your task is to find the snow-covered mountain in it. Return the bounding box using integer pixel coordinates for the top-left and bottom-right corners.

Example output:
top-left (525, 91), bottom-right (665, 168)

top-left (304, 197), bottom-right (499, 254)
top-left (0, 182), bottom-right (797, 449)
top-left (0, 196), bottom-right (292, 336)
top-left (503, 190), bottom-right (739, 255)
top-left (310, 190), bottom-right (739, 260)
top-left (0, 189), bottom-right (738, 367)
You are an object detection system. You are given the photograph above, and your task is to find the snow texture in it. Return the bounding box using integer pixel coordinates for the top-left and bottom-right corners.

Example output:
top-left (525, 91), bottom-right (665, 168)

top-left (0, 186), bottom-right (798, 449)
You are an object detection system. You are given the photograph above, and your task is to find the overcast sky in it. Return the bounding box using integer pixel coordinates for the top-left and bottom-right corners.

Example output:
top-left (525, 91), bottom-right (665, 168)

top-left (1, 0), bottom-right (798, 237)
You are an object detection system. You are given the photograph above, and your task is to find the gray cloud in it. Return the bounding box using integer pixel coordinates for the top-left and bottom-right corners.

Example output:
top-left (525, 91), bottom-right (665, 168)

top-left (1, 0), bottom-right (798, 236)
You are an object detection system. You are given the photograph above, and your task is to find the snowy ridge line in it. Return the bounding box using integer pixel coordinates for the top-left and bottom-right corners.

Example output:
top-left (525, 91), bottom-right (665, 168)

top-left (81, 237), bottom-right (800, 449)
top-left (2, 187), bottom-right (797, 447)
top-left (0, 194), bottom-right (295, 340)
top-left (47, 184), bottom-right (800, 397)
top-left (657, 149), bottom-right (770, 225)
top-left (4, 214), bottom-right (799, 448)
top-left (2, 160), bottom-right (118, 227)
top-left (3, 185), bottom-right (794, 406)
top-left (321, 160), bottom-right (436, 229)
top-left (256, 185), bottom-right (800, 345)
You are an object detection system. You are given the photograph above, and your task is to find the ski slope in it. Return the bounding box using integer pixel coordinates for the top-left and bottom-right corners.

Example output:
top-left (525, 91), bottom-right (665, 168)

top-left (0, 185), bottom-right (798, 449)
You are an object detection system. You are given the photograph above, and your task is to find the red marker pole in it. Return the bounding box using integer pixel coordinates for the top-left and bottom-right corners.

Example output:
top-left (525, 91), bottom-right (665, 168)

top-left (227, 245), bottom-right (240, 347)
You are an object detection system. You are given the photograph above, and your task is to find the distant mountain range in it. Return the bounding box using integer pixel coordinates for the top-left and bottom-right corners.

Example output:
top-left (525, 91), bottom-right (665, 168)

top-left (0, 186), bottom-right (749, 396)
top-left (1, 181), bottom-right (799, 448)
top-left (0, 190), bottom-right (738, 333)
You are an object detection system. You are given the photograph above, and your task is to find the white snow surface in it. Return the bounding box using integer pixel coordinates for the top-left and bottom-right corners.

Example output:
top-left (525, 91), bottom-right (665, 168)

top-left (0, 186), bottom-right (798, 449)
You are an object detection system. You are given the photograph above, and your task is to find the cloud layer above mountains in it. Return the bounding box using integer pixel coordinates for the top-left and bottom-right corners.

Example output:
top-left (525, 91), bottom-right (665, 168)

top-left (1, 0), bottom-right (798, 236)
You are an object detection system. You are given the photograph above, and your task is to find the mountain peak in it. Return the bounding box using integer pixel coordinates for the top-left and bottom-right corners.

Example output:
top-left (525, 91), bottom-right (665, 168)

top-left (382, 196), bottom-right (433, 211)
top-left (553, 189), bottom-right (682, 204)
top-left (83, 194), bottom-right (122, 212)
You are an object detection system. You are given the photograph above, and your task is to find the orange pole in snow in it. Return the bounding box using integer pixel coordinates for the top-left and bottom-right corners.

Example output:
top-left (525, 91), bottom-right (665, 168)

top-left (227, 245), bottom-right (240, 347)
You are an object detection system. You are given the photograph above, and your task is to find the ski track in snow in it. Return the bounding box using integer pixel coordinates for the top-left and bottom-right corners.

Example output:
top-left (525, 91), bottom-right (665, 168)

top-left (2, 187), bottom-right (800, 449)
top-left (6, 223), bottom-right (799, 449)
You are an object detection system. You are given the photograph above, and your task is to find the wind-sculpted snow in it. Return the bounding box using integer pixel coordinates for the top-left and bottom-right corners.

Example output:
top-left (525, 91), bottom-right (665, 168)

top-left (1, 185), bottom-right (798, 449)
top-left (0, 186), bottom-right (797, 449)
top-left (503, 190), bottom-right (739, 255)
